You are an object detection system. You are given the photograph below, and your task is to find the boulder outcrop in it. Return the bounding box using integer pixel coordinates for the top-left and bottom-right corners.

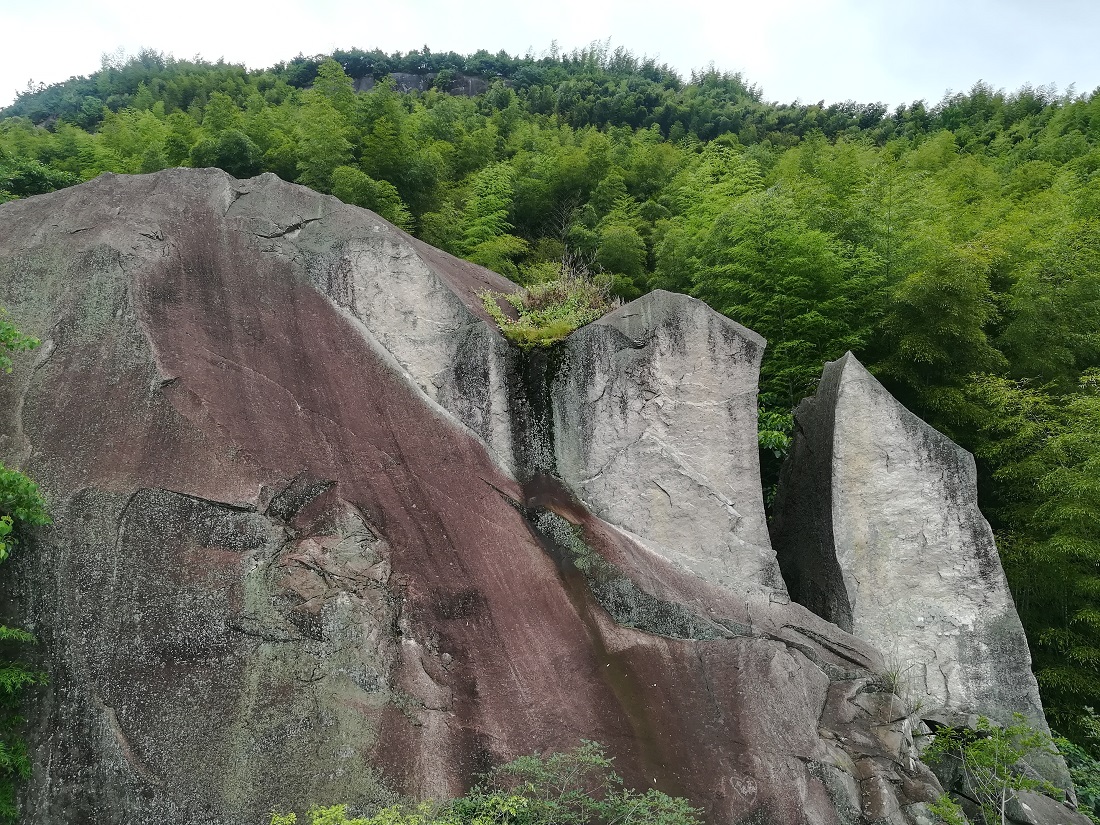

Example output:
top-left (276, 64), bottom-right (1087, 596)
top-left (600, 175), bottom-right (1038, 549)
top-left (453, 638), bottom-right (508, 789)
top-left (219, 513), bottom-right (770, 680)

top-left (554, 292), bottom-right (782, 594)
top-left (0, 170), bottom-right (1080, 824)
top-left (770, 352), bottom-right (1071, 796)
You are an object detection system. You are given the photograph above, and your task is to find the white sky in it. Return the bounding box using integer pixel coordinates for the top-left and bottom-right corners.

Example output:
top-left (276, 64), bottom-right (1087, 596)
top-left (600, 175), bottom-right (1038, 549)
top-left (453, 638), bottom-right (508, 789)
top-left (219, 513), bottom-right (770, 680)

top-left (2, 0), bottom-right (1099, 111)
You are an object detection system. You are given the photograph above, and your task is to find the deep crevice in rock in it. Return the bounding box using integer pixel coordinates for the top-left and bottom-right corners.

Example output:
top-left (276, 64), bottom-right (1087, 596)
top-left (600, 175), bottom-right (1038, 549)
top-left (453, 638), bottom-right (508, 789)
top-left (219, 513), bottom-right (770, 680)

top-left (506, 342), bottom-right (563, 482)
top-left (769, 354), bottom-right (853, 632)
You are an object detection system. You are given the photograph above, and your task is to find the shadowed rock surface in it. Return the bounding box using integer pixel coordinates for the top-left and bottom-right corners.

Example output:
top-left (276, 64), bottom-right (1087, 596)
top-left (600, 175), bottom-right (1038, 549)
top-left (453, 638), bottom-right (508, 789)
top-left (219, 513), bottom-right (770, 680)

top-left (0, 169), bottom-right (1076, 824)
top-left (770, 352), bottom-right (1073, 798)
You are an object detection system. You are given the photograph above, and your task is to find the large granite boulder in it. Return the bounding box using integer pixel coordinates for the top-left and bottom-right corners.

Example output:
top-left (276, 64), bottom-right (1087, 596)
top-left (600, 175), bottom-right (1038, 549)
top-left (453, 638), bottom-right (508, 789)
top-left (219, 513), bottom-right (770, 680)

top-left (0, 169), bottom-right (1070, 824)
top-left (554, 292), bottom-right (782, 594)
top-left (770, 352), bottom-right (1072, 797)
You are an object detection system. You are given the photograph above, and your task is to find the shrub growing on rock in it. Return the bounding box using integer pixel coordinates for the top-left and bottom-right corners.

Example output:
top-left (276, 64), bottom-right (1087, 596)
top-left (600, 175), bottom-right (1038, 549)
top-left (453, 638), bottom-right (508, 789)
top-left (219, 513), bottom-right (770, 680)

top-left (269, 741), bottom-right (702, 825)
top-left (479, 272), bottom-right (614, 349)
top-left (925, 715), bottom-right (1062, 825)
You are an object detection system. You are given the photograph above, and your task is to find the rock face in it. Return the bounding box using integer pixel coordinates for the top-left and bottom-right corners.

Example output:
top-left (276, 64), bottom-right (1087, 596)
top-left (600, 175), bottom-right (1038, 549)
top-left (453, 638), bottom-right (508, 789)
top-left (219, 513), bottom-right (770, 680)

top-left (0, 169), bottom-right (1076, 824)
top-left (770, 353), bottom-right (1071, 795)
top-left (555, 292), bottom-right (782, 594)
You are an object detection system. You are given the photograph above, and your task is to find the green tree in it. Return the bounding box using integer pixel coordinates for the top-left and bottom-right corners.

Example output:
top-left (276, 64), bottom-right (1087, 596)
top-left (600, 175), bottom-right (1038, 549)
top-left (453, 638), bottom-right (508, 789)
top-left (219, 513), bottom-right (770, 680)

top-left (675, 183), bottom-right (883, 410)
top-left (925, 715), bottom-right (1060, 825)
top-left (162, 111), bottom-right (198, 166)
top-left (999, 220), bottom-right (1100, 388)
top-left (596, 222), bottom-right (646, 298)
top-left (589, 168), bottom-right (628, 218)
top-left (295, 98), bottom-right (353, 193)
top-left (0, 154), bottom-right (77, 203)
top-left (459, 162), bottom-right (528, 279)
top-left (331, 166), bottom-right (413, 229)
top-left (875, 237), bottom-right (1007, 428)
top-left (357, 77), bottom-right (410, 185)
top-left (0, 310), bottom-right (49, 822)
top-left (201, 91), bottom-right (244, 134)
top-left (310, 59), bottom-right (356, 116)
top-left (966, 372), bottom-right (1100, 739)
top-left (412, 200), bottom-right (461, 256)
top-left (189, 129), bottom-right (263, 178)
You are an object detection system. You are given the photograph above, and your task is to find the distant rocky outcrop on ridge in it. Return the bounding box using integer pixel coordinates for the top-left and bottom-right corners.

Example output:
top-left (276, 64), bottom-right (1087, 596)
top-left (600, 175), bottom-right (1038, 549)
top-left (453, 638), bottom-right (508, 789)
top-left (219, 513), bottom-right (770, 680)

top-left (353, 72), bottom-right (493, 96)
top-left (0, 169), bottom-right (1086, 824)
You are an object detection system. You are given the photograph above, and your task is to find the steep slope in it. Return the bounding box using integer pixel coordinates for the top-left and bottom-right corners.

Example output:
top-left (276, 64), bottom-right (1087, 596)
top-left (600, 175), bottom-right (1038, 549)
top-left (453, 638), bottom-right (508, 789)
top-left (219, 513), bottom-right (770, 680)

top-left (0, 168), bottom-right (1041, 824)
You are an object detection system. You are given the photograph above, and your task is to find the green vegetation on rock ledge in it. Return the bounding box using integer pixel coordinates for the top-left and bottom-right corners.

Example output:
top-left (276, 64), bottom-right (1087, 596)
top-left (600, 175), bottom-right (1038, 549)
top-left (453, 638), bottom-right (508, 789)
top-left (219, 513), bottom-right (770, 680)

top-left (270, 741), bottom-right (702, 825)
top-left (925, 715), bottom-right (1063, 825)
top-left (4, 42), bottom-right (1100, 756)
top-left (480, 270), bottom-right (614, 348)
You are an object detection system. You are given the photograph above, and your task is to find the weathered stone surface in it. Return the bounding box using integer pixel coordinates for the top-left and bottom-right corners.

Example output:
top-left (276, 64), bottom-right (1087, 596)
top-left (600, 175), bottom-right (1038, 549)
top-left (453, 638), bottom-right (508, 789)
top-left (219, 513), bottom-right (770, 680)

top-left (1007, 792), bottom-right (1095, 825)
top-left (771, 352), bottom-right (1070, 795)
top-left (227, 171), bottom-right (520, 474)
top-left (555, 291), bottom-right (782, 594)
top-left (354, 72), bottom-right (492, 97)
top-left (0, 169), bottom-right (1003, 825)
top-left (18, 487), bottom-right (398, 821)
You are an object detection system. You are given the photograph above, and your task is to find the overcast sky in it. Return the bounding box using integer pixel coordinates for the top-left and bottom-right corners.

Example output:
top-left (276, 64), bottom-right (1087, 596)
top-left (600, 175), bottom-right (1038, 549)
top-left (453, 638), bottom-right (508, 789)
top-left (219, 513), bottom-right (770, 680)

top-left (2, 0), bottom-right (1098, 111)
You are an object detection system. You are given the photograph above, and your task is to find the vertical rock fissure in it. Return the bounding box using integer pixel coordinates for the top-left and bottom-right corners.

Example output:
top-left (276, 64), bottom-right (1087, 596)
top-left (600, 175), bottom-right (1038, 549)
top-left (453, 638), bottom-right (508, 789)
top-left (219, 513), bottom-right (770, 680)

top-left (770, 356), bottom-right (853, 632)
top-left (505, 497), bottom-right (684, 800)
top-left (506, 344), bottom-right (561, 482)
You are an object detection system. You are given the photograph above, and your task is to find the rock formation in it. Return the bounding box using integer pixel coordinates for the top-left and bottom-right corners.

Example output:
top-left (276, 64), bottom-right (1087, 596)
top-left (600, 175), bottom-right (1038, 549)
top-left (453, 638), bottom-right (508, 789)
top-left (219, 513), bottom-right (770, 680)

top-left (0, 169), bottom-right (1083, 824)
top-left (770, 352), bottom-right (1072, 797)
top-left (555, 292), bottom-right (782, 594)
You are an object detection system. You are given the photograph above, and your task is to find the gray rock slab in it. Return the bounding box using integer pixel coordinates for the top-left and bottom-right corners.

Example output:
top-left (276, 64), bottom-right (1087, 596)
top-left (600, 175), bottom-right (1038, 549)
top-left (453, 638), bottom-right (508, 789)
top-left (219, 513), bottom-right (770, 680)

top-left (1008, 791), bottom-right (1095, 825)
top-left (554, 290), bottom-right (784, 594)
top-left (224, 172), bottom-right (520, 474)
top-left (771, 352), bottom-right (1070, 794)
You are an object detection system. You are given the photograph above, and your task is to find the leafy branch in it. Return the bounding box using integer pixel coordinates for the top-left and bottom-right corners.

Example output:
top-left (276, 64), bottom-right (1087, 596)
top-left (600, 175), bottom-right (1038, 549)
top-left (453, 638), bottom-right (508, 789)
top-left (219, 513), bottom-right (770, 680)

top-left (925, 714), bottom-right (1061, 825)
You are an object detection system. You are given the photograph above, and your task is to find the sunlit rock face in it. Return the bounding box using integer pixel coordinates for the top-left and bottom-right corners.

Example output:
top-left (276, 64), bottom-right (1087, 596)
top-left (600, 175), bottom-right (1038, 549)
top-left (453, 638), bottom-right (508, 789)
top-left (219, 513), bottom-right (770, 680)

top-left (554, 290), bottom-right (783, 596)
top-left (770, 352), bottom-right (1072, 796)
top-left (0, 169), bottom-right (1078, 825)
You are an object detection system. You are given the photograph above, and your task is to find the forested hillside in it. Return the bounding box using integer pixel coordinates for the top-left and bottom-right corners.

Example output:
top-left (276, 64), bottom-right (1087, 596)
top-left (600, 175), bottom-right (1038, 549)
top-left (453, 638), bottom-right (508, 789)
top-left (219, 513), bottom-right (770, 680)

top-left (3, 46), bottom-right (1100, 752)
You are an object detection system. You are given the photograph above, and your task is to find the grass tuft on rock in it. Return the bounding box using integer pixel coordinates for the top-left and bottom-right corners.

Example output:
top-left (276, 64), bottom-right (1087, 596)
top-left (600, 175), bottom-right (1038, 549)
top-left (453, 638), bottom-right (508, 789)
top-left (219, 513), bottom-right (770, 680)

top-left (479, 271), bottom-right (614, 349)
